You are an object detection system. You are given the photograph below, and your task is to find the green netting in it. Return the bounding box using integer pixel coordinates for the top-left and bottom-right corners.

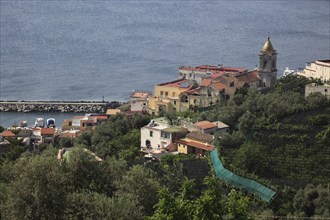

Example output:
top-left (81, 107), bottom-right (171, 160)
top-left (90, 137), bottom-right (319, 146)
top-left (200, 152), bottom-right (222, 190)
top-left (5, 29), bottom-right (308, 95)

top-left (210, 148), bottom-right (276, 202)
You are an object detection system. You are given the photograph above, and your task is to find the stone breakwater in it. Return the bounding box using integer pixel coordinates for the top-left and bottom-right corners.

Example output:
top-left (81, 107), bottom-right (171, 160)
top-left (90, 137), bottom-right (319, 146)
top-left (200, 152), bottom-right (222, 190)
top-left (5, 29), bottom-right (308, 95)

top-left (0, 101), bottom-right (121, 113)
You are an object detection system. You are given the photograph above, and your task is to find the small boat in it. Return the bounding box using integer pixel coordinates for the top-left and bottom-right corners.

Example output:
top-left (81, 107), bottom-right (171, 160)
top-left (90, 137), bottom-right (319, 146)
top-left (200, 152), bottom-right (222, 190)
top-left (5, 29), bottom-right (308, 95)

top-left (19, 120), bottom-right (28, 127)
top-left (283, 67), bottom-right (295, 77)
top-left (46, 118), bottom-right (56, 128)
top-left (35, 118), bottom-right (45, 128)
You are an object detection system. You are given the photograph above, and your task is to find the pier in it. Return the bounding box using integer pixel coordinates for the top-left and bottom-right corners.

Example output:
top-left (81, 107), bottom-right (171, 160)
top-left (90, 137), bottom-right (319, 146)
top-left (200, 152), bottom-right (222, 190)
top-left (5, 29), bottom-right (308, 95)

top-left (0, 100), bottom-right (121, 113)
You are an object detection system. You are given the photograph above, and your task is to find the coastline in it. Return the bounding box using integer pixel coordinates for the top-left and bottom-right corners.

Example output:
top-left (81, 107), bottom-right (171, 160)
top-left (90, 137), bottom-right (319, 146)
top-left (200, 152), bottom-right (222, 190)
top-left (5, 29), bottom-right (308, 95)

top-left (0, 100), bottom-right (122, 113)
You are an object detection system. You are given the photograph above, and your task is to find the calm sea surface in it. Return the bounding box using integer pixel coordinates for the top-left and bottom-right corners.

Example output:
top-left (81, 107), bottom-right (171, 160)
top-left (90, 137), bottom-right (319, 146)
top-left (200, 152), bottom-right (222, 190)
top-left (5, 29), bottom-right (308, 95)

top-left (0, 1), bottom-right (329, 127)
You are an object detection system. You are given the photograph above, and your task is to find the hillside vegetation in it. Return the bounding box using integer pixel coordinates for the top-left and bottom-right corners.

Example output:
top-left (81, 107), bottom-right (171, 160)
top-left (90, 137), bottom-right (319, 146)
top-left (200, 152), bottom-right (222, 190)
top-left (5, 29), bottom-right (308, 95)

top-left (0, 75), bottom-right (329, 219)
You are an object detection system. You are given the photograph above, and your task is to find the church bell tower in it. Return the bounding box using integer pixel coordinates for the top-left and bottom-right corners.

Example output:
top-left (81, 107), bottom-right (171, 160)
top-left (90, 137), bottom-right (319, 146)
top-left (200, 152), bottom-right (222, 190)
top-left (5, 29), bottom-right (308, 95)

top-left (258, 37), bottom-right (277, 87)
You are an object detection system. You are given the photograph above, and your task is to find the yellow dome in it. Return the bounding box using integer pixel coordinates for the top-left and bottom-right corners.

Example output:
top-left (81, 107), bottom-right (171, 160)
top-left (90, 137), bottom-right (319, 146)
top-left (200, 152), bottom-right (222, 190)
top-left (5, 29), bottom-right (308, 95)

top-left (261, 37), bottom-right (274, 52)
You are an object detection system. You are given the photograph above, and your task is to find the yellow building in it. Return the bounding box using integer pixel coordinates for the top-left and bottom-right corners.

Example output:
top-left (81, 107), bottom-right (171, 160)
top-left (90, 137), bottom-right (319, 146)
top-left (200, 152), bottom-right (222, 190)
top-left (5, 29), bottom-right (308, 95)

top-left (176, 131), bottom-right (214, 156)
top-left (297, 60), bottom-right (330, 82)
top-left (148, 79), bottom-right (197, 115)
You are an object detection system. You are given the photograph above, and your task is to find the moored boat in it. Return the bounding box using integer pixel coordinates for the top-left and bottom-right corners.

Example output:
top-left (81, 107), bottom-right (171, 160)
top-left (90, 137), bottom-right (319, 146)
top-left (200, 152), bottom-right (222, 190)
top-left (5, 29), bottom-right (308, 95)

top-left (283, 67), bottom-right (295, 77)
top-left (46, 118), bottom-right (56, 128)
top-left (19, 120), bottom-right (28, 127)
top-left (35, 118), bottom-right (45, 128)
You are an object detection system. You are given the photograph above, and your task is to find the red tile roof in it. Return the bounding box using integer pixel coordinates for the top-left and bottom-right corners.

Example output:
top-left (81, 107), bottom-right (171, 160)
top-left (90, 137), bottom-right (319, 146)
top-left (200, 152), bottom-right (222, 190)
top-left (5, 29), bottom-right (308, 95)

top-left (184, 87), bottom-right (201, 95)
top-left (186, 131), bottom-right (214, 143)
top-left (1, 130), bottom-right (16, 137)
top-left (131, 92), bottom-right (151, 98)
top-left (195, 121), bottom-right (217, 130)
top-left (41, 128), bottom-right (55, 135)
top-left (176, 139), bottom-right (215, 151)
top-left (210, 72), bottom-right (227, 78)
top-left (179, 65), bottom-right (248, 73)
top-left (236, 70), bottom-right (260, 83)
top-left (210, 82), bottom-right (227, 91)
top-left (158, 79), bottom-right (186, 87)
top-left (200, 78), bottom-right (212, 87)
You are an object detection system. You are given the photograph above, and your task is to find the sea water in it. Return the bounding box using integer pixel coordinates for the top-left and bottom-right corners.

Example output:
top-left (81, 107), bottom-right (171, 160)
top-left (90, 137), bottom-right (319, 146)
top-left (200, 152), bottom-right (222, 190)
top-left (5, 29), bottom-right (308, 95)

top-left (0, 1), bottom-right (329, 126)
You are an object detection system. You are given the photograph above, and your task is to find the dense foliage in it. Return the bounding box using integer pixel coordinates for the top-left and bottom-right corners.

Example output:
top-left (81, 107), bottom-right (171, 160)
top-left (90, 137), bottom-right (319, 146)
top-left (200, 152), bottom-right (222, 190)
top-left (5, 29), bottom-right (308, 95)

top-left (0, 75), bottom-right (329, 218)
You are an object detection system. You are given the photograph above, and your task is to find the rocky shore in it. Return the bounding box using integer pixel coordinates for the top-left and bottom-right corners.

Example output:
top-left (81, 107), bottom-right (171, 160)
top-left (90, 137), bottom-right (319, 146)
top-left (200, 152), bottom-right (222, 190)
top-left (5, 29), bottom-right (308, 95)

top-left (0, 101), bottom-right (121, 113)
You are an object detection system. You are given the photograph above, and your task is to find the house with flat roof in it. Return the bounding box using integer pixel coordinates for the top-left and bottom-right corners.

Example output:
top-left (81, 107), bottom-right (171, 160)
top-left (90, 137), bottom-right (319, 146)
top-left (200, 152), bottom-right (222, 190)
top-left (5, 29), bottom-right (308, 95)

top-left (297, 60), bottom-right (330, 82)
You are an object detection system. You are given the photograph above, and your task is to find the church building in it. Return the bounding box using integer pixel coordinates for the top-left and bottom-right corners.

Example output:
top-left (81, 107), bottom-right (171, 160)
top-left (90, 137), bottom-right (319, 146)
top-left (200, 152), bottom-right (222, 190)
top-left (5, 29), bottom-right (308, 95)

top-left (258, 37), bottom-right (278, 88)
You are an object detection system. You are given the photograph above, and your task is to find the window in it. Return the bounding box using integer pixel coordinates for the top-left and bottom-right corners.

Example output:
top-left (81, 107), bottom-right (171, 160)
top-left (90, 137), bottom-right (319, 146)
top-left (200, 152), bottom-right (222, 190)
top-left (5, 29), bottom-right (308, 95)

top-left (194, 99), bottom-right (197, 104)
top-left (174, 100), bottom-right (176, 105)
top-left (161, 131), bottom-right (170, 139)
top-left (172, 92), bottom-right (176, 97)
top-left (150, 131), bottom-right (153, 137)
top-left (181, 95), bottom-right (188, 103)
top-left (165, 91), bottom-right (168, 96)
top-left (325, 89), bottom-right (328, 92)
top-left (160, 91), bottom-right (164, 96)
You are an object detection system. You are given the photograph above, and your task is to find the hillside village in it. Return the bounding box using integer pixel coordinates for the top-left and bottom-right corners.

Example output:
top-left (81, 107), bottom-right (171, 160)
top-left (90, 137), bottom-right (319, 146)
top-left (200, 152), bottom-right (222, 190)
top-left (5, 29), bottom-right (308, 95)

top-left (1, 37), bottom-right (329, 218)
top-left (1, 38), bottom-right (329, 156)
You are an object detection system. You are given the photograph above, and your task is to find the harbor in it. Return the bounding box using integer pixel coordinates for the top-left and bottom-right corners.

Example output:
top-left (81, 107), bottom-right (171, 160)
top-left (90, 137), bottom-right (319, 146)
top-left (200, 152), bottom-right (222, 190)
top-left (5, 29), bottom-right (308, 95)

top-left (0, 112), bottom-right (83, 128)
top-left (0, 100), bottom-right (121, 113)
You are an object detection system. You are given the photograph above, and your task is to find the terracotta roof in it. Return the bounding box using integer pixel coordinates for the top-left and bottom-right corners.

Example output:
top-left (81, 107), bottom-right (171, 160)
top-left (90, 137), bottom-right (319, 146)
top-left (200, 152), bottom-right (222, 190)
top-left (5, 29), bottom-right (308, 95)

top-left (195, 121), bottom-right (217, 130)
top-left (210, 72), bottom-right (227, 78)
top-left (167, 80), bottom-right (196, 89)
top-left (176, 139), bottom-right (214, 151)
top-left (1, 130), bottom-right (16, 137)
top-left (158, 79), bottom-right (186, 87)
top-left (236, 70), bottom-right (260, 83)
top-left (131, 92), bottom-right (151, 98)
top-left (184, 87), bottom-right (201, 95)
top-left (41, 128), bottom-right (55, 135)
top-left (179, 65), bottom-right (248, 73)
top-left (210, 82), bottom-right (227, 91)
top-left (165, 143), bottom-right (177, 151)
top-left (186, 131), bottom-right (214, 143)
top-left (200, 78), bottom-right (212, 87)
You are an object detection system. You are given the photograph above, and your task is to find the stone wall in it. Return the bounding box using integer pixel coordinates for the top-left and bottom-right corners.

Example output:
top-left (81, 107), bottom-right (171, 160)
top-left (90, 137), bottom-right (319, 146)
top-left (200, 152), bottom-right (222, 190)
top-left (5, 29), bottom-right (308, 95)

top-left (0, 101), bottom-right (121, 113)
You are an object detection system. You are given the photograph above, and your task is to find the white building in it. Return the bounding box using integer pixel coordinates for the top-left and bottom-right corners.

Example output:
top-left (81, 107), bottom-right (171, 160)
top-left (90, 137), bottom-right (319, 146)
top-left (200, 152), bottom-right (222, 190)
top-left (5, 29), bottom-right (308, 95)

top-left (297, 60), bottom-right (330, 82)
top-left (141, 117), bottom-right (188, 149)
top-left (130, 91), bottom-right (151, 112)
